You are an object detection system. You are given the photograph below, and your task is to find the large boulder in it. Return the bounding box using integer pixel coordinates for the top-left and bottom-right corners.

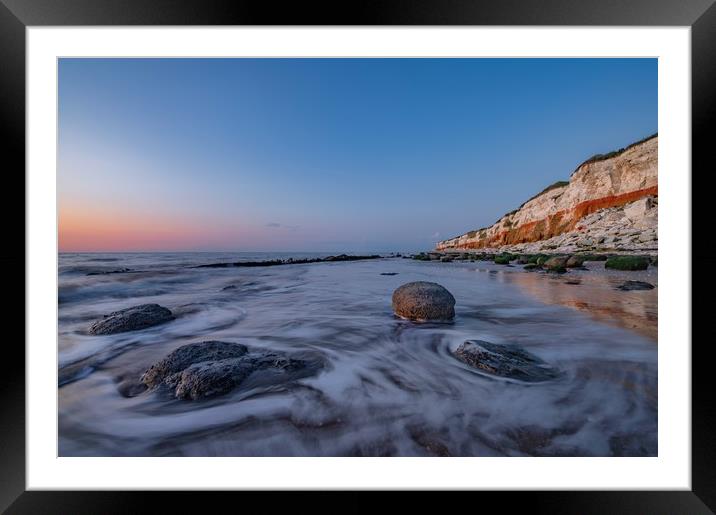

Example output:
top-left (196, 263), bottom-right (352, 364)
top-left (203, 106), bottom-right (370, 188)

top-left (543, 256), bottom-right (568, 273)
top-left (174, 353), bottom-right (306, 400)
top-left (141, 341), bottom-right (320, 400)
top-left (392, 281), bottom-right (456, 321)
top-left (141, 341), bottom-right (249, 388)
top-left (453, 340), bottom-right (560, 382)
top-left (88, 304), bottom-right (174, 335)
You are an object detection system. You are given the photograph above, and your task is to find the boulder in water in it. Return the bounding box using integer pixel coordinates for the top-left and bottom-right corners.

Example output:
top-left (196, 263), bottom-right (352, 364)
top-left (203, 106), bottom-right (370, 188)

top-left (617, 280), bottom-right (655, 291)
top-left (453, 340), bottom-right (560, 382)
top-left (392, 281), bottom-right (456, 321)
top-left (88, 304), bottom-right (174, 335)
top-left (543, 256), bottom-right (569, 272)
top-left (141, 340), bottom-right (249, 388)
top-left (141, 341), bottom-right (321, 400)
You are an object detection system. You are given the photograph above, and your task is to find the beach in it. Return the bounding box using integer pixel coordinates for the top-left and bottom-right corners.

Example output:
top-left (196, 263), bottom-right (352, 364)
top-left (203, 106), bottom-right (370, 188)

top-left (58, 252), bottom-right (657, 457)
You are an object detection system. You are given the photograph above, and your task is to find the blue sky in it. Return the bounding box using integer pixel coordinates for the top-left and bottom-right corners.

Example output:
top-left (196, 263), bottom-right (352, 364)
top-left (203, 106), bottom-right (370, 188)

top-left (58, 58), bottom-right (657, 253)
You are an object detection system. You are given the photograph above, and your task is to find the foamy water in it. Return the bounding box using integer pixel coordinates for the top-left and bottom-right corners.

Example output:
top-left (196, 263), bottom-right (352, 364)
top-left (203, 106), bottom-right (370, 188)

top-left (58, 253), bottom-right (657, 456)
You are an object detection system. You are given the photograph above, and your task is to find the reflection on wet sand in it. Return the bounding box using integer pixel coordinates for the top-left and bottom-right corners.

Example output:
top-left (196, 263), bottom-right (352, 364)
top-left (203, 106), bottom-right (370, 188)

top-left (504, 263), bottom-right (657, 342)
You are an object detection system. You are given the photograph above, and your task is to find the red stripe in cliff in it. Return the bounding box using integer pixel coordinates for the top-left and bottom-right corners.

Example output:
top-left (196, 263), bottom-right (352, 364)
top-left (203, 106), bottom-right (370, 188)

top-left (445, 185), bottom-right (658, 250)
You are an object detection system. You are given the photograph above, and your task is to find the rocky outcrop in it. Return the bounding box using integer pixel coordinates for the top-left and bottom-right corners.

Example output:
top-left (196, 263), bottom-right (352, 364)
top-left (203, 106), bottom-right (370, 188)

top-left (141, 340), bottom-right (322, 400)
top-left (436, 134), bottom-right (657, 254)
top-left (88, 304), bottom-right (174, 335)
top-left (392, 282), bottom-right (456, 321)
top-left (453, 340), bottom-right (561, 382)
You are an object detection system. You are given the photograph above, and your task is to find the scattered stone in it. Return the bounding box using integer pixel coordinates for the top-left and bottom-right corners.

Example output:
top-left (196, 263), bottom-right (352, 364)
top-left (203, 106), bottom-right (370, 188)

top-left (392, 281), bottom-right (456, 321)
top-left (617, 280), bottom-right (655, 291)
top-left (565, 280), bottom-right (581, 285)
top-left (88, 304), bottom-right (174, 335)
top-left (380, 272), bottom-right (399, 276)
top-left (452, 340), bottom-right (560, 382)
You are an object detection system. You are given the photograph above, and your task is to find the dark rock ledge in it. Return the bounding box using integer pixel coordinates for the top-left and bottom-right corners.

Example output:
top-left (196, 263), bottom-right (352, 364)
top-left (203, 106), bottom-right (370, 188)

top-left (194, 254), bottom-right (382, 268)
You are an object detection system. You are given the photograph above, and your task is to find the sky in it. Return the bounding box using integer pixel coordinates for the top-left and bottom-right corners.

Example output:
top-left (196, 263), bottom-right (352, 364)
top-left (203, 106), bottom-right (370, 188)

top-left (58, 58), bottom-right (657, 253)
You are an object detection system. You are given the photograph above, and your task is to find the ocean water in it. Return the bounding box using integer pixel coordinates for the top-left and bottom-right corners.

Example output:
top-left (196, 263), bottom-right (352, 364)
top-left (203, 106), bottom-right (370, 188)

top-left (58, 252), bottom-right (657, 456)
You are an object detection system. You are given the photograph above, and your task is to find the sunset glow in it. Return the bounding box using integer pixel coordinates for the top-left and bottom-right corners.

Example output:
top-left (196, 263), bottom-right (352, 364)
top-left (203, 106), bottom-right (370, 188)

top-left (58, 58), bottom-right (657, 252)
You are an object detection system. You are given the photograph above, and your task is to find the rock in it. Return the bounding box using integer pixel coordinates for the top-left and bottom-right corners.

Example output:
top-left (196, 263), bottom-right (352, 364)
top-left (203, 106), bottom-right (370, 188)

top-left (617, 280), bottom-right (655, 291)
top-left (174, 353), bottom-right (307, 400)
top-left (141, 341), bottom-right (320, 400)
top-left (543, 256), bottom-right (568, 274)
top-left (380, 272), bottom-right (399, 276)
top-left (605, 256), bottom-right (650, 271)
top-left (494, 255), bottom-right (511, 265)
top-left (452, 340), bottom-right (560, 382)
top-left (565, 255), bottom-right (585, 268)
top-left (523, 263), bottom-right (540, 271)
top-left (88, 304), bottom-right (174, 335)
top-left (392, 281), bottom-right (456, 321)
top-left (440, 257), bottom-right (453, 262)
top-left (141, 341), bottom-right (249, 388)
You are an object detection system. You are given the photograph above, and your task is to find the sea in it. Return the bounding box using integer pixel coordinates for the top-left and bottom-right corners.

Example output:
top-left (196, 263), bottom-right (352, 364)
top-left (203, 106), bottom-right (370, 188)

top-left (58, 252), bottom-right (658, 456)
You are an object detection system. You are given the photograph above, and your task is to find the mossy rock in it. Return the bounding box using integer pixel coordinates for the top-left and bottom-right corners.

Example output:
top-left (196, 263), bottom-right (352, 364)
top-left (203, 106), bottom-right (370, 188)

top-left (605, 256), bottom-right (649, 271)
top-left (523, 263), bottom-right (540, 271)
top-left (494, 255), bottom-right (511, 265)
top-left (536, 255), bottom-right (550, 265)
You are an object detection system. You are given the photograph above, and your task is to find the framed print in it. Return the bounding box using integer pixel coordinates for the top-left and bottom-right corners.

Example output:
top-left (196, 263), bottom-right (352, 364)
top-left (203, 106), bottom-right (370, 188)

top-left (3, 0), bottom-right (714, 512)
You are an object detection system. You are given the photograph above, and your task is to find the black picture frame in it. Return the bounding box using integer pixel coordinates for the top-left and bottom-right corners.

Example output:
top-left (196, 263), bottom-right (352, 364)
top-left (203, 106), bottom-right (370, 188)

top-left (2, 0), bottom-right (712, 512)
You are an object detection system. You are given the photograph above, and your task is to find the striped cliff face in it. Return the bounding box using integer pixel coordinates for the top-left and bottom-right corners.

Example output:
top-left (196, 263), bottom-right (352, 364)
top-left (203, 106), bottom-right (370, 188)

top-left (436, 135), bottom-right (658, 251)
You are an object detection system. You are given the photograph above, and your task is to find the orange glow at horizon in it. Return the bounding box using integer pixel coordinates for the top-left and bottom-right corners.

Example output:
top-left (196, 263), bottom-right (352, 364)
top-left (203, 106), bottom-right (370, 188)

top-left (58, 205), bottom-right (254, 252)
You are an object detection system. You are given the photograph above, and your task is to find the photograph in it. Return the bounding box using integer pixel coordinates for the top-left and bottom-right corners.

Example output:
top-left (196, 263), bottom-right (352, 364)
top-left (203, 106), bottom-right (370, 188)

top-left (56, 57), bottom-right (658, 457)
